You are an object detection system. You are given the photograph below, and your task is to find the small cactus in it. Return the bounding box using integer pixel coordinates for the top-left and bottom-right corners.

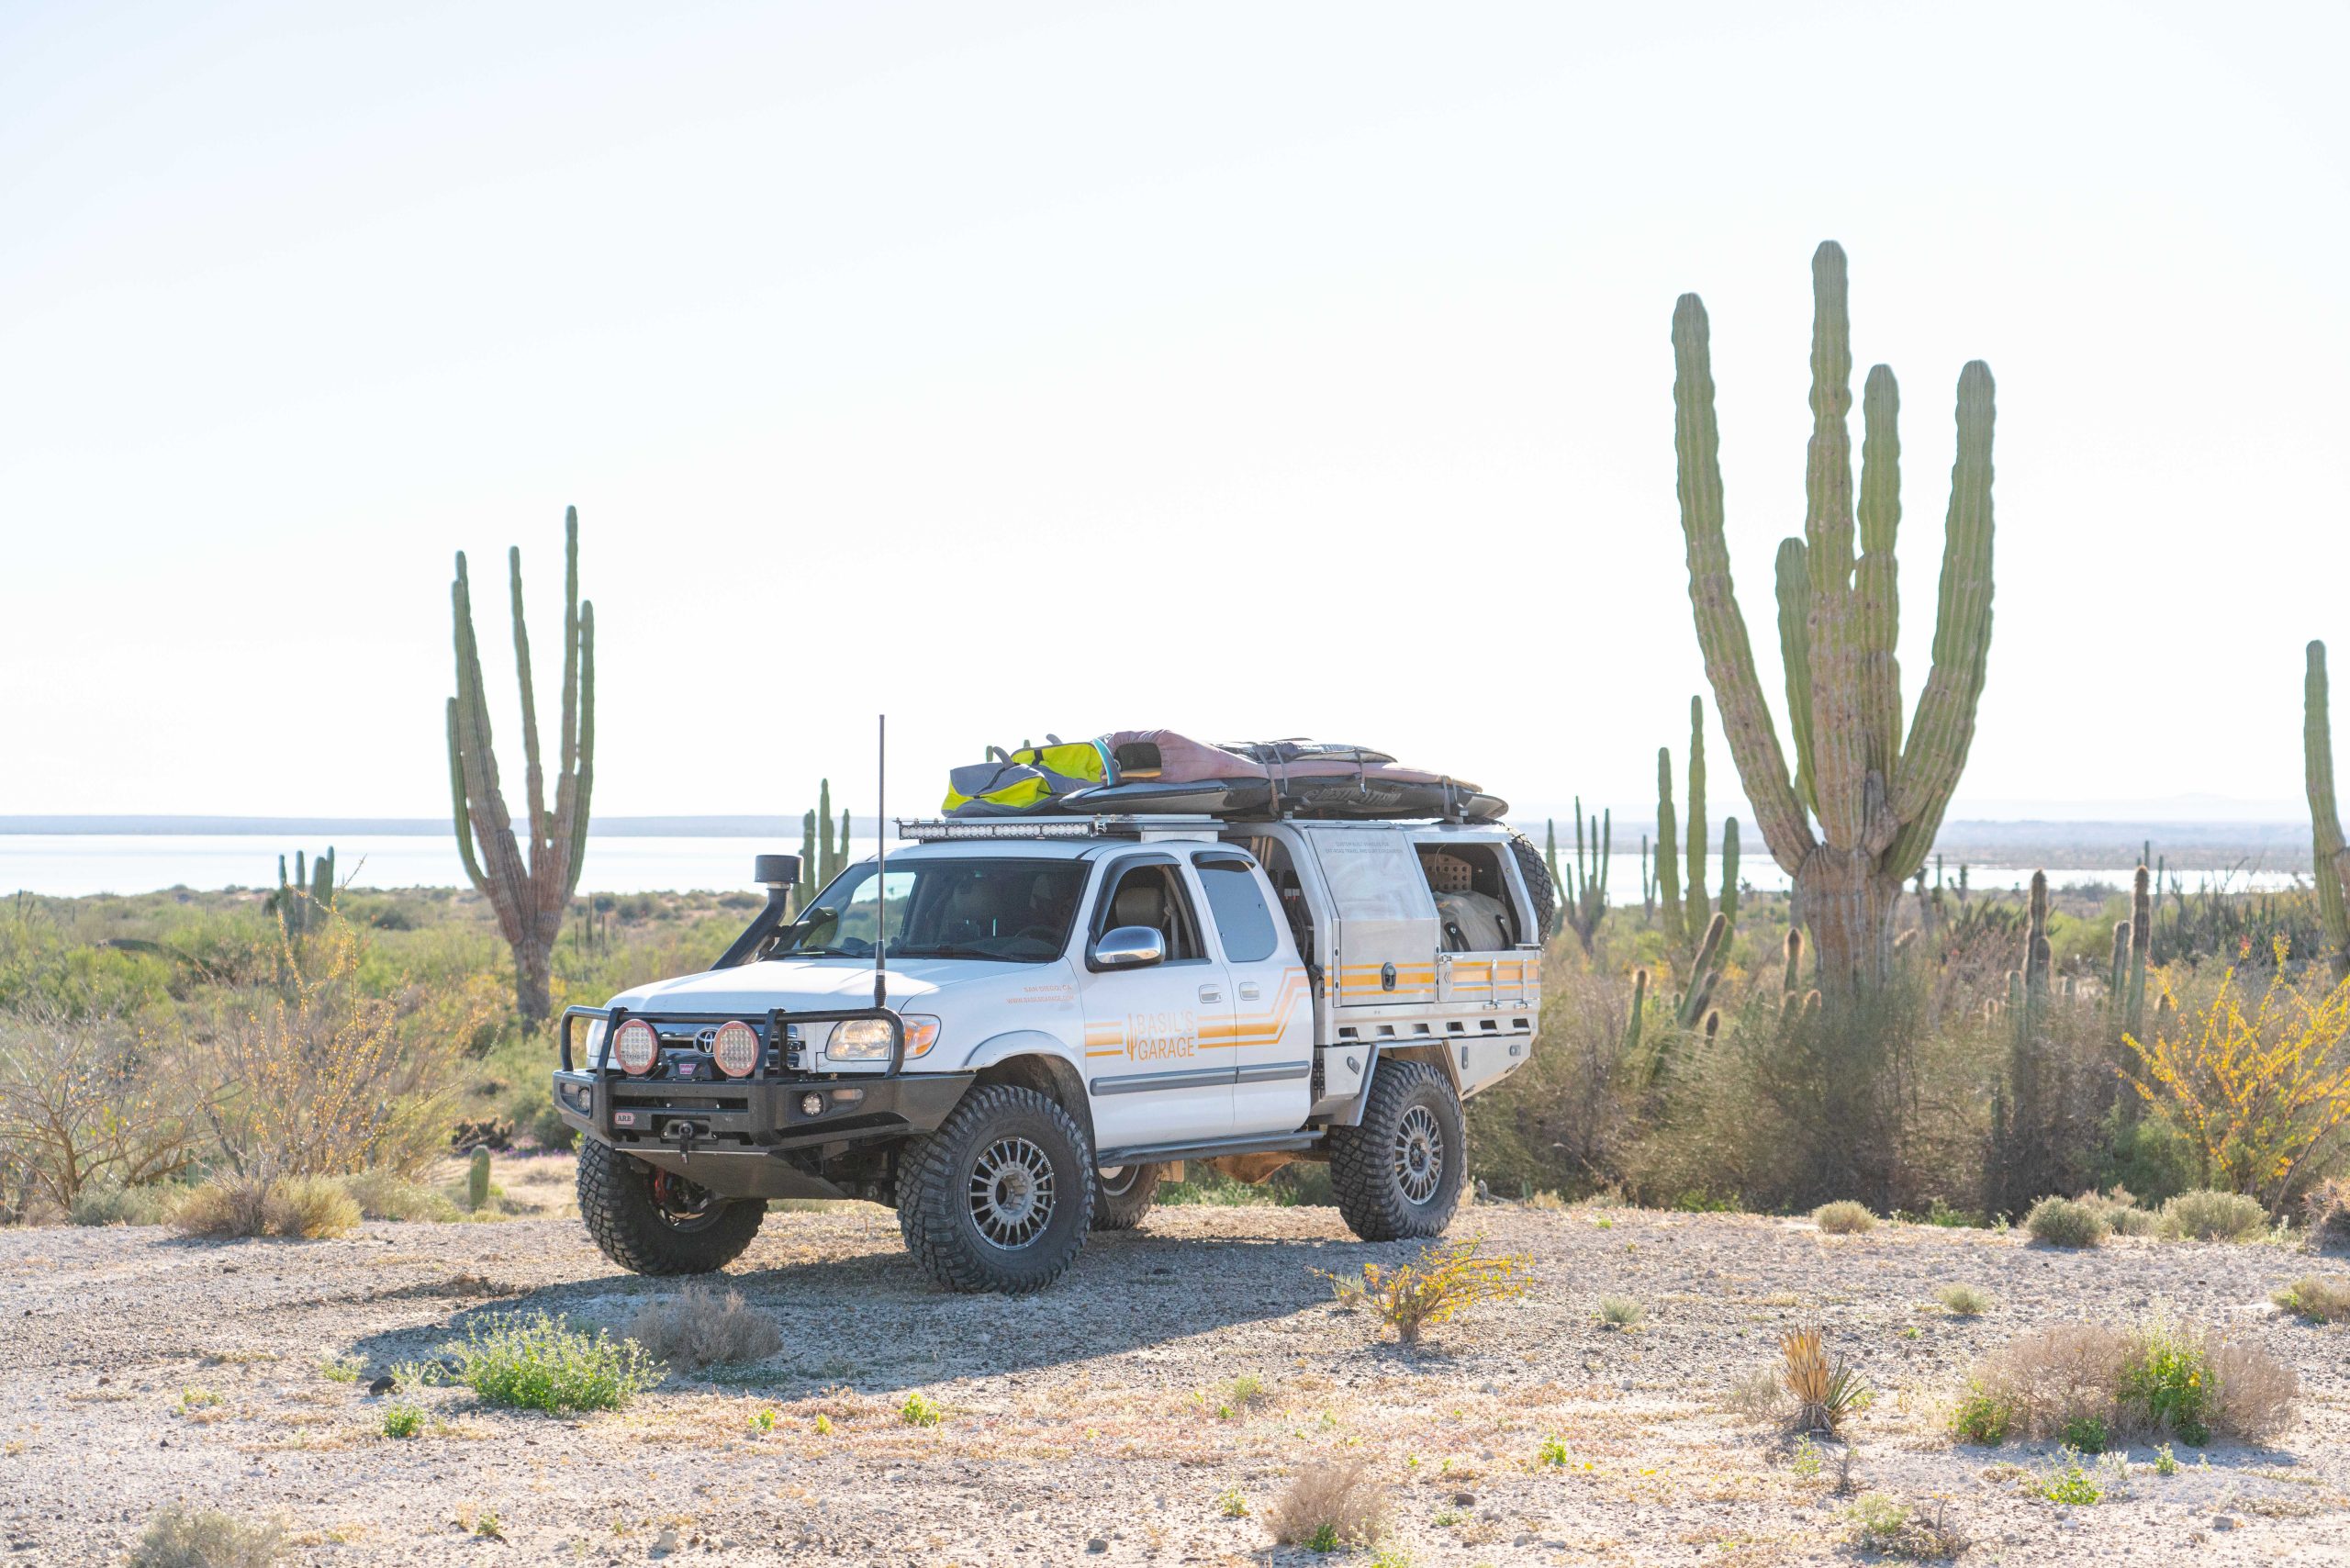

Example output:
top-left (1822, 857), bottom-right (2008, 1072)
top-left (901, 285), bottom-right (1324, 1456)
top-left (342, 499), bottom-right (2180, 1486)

top-left (1676, 912), bottom-right (1730, 1028)
top-left (2306, 642), bottom-right (2350, 980)
top-left (1623, 969), bottom-right (1650, 1059)
top-left (467, 1148), bottom-right (492, 1213)
top-left (2125, 865), bottom-right (2153, 1036)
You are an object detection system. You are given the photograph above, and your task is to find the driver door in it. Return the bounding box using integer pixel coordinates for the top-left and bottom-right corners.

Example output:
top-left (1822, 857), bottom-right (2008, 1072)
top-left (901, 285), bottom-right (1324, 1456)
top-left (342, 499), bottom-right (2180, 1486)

top-left (1077, 853), bottom-right (1237, 1152)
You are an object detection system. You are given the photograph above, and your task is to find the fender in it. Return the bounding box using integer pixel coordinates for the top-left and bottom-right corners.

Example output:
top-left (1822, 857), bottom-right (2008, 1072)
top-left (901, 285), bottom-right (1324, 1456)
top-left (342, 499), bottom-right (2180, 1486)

top-left (958, 1029), bottom-right (1096, 1150)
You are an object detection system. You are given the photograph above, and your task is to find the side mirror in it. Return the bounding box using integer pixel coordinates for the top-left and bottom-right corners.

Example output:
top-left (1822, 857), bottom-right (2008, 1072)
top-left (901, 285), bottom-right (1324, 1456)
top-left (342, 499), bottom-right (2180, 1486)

top-left (1090, 924), bottom-right (1166, 970)
top-left (755, 853), bottom-right (801, 890)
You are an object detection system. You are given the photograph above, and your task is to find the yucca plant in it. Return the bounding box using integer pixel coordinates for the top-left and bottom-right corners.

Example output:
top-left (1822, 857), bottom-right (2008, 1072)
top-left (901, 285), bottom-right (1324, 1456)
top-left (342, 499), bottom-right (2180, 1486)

top-left (1781, 1325), bottom-right (1870, 1434)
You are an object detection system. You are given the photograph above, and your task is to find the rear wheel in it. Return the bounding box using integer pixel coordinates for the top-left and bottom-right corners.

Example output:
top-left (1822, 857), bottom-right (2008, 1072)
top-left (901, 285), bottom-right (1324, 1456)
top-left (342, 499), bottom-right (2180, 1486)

top-left (1327, 1059), bottom-right (1466, 1241)
top-left (897, 1084), bottom-right (1093, 1293)
top-left (1090, 1162), bottom-right (1164, 1231)
top-left (576, 1138), bottom-right (767, 1275)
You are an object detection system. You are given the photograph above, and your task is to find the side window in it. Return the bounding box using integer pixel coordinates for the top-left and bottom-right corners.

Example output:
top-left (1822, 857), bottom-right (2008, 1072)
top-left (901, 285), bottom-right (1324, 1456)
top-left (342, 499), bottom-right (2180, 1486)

top-left (1096, 861), bottom-right (1205, 963)
top-left (1194, 855), bottom-right (1279, 963)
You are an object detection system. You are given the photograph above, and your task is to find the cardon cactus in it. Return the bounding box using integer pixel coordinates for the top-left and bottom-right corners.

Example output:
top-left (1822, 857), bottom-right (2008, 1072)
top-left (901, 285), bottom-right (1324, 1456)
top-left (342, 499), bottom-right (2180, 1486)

top-left (2308, 642), bottom-right (2350, 980)
top-left (447, 507), bottom-right (595, 1025)
top-left (1653, 699), bottom-right (1740, 967)
top-left (1557, 799), bottom-right (1612, 953)
top-left (1672, 241), bottom-right (1996, 990)
top-left (271, 847), bottom-right (336, 939)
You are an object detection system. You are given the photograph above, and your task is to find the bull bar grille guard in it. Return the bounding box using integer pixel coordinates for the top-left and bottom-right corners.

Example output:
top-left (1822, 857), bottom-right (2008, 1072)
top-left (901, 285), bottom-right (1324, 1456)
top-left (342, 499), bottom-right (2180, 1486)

top-left (558, 1002), bottom-right (909, 1143)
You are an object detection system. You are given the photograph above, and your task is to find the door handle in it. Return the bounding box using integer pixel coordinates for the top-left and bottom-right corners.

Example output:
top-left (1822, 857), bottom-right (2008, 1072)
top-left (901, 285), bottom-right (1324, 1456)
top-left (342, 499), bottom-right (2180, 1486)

top-left (1239, 982), bottom-right (1261, 1001)
top-left (1198, 986), bottom-right (1223, 1003)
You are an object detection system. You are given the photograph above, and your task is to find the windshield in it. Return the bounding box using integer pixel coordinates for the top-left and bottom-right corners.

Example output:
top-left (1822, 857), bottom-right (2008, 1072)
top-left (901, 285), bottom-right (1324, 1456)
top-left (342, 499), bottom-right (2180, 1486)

top-left (776, 857), bottom-right (1089, 964)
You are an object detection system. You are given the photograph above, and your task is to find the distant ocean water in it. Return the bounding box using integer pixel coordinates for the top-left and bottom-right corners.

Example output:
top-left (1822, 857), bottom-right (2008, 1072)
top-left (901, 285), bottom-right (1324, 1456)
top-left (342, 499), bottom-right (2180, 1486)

top-left (0, 833), bottom-right (2302, 900)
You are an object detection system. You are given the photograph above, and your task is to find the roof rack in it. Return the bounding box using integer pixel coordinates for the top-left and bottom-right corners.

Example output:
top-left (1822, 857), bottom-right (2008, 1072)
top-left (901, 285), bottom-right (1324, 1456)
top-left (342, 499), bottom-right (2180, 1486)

top-left (897, 814), bottom-right (1224, 843)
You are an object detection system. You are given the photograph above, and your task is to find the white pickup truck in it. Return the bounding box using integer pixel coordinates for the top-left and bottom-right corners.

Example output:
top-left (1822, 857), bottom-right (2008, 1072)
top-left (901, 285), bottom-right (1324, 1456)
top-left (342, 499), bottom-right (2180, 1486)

top-left (553, 814), bottom-right (1552, 1293)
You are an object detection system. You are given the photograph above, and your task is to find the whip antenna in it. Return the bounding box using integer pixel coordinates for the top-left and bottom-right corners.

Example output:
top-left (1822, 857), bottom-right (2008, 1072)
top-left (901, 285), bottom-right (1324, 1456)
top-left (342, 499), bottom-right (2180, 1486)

top-left (874, 713), bottom-right (887, 1010)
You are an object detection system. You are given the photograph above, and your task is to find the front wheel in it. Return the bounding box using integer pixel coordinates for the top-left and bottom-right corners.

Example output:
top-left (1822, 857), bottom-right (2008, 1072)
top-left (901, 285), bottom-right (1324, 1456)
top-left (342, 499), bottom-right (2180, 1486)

top-left (576, 1138), bottom-right (767, 1275)
top-left (1090, 1162), bottom-right (1164, 1231)
top-left (1326, 1059), bottom-right (1466, 1241)
top-left (897, 1084), bottom-right (1094, 1294)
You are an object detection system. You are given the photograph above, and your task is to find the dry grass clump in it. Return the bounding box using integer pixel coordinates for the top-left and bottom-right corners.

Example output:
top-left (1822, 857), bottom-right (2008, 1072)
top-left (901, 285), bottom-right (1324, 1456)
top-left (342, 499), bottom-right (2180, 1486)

top-left (1933, 1284), bottom-right (1993, 1316)
top-left (626, 1285), bottom-right (781, 1370)
top-left (1950, 1316), bottom-right (2298, 1447)
top-left (172, 1172), bottom-right (360, 1239)
top-left (2023, 1195), bottom-right (2108, 1249)
top-left (128, 1507), bottom-right (285, 1568)
top-left (1260, 1454), bottom-right (1392, 1551)
top-left (1328, 1237), bottom-right (1530, 1348)
top-left (1722, 1366), bottom-right (1791, 1425)
top-left (2273, 1274), bottom-right (2350, 1323)
top-left (2077, 1187), bottom-right (2158, 1238)
top-left (1842, 1493), bottom-right (1968, 1561)
top-left (1812, 1200), bottom-right (1876, 1235)
top-left (340, 1168), bottom-right (459, 1223)
top-left (2160, 1189), bottom-right (2270, 1243)
top-left (1595, 1294), bottom-right (1647, 1328)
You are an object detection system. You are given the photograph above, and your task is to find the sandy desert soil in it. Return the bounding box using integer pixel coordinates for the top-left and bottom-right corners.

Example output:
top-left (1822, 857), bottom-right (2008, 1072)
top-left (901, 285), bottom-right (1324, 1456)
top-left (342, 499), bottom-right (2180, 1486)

top-left (3, 1163), bottom-right (2345, 1566)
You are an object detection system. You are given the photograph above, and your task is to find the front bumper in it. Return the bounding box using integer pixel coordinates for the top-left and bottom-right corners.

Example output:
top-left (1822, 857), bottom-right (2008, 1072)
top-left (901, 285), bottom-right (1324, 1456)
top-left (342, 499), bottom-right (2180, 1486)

top-left (553, 1003), bottom-right (974, 1200)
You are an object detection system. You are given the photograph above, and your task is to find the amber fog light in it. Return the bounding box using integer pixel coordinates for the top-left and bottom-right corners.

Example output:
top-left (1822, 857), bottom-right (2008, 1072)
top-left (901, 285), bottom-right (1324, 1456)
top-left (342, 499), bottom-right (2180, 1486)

top-left (711, 1020), bottom-right (760, 1078)
top-left (613, 1018), bottom-right (660, 1076)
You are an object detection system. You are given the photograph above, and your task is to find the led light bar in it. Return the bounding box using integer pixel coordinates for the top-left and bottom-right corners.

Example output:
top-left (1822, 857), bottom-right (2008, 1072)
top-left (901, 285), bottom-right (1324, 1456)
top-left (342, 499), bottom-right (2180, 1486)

top-left (897, 815), bottom-right (1219, 842)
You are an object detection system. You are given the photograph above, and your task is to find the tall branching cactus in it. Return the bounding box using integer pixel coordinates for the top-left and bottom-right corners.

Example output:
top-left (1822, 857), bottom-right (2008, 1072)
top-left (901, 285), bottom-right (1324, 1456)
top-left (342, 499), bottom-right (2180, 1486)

top-left (1555, 798), bottom-right (1611, 953)
top-left (1654, 698), bottom-right (1740, 958)
top-left (1672, 241), bottom-right (1996, 990)
top-left (447, 508), bottom-right (595, 1026)
top-left (2307, 642), bottom-right (2350, 981)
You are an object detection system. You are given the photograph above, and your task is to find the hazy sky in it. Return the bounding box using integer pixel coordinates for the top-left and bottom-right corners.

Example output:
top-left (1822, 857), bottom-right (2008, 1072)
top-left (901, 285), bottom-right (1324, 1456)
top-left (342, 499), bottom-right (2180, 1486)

top-left (4, 0), bottom-right (2344, 829)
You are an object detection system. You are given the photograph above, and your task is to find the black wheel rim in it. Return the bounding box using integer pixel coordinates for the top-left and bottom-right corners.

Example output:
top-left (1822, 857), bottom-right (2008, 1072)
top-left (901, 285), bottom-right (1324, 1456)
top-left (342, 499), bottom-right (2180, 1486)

top-left (649, 1170), bottom-right (726, 1232)
top-left (969, 1136), bottom-right (1058, 1249)
top-left (1394, 1104), bottom-right (1444, 1205)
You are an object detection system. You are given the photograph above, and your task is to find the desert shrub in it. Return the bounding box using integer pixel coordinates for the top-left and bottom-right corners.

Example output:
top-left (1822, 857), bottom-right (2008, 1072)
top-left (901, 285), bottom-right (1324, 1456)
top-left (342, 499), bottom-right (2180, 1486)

top-left (1779, 1325), bottom-right (1871, 1434)
top-left (1934, 1284), bottom-right (1992, 1316)
top-left (1261, 1454), bottom-right (1391, 1550)
top-left (1723, 1366), bottom-right (1791, 1425)
top-left (1595, 1294), bottom-right (1646, 1328)
top-left (2077, 1187), bottom-right (2157, 1238)
top-left (625, 1284), bottom-right (781, 1370)
top-left (2160, 1188), bottom-right (2270, 1243)
top-left (2024, 1196), bottom-right (2108, 1248)
top-left (2307, 1176), bottom-right (2350, 1250)
top-left (69, 1179), bottom-right (179, 1226)
top-left (189, 913), bottom-right (483, 1182)
top-left (2121, 958), bottom-right (2350, 1212)
top-left (1812, 1200), bottom-right (1876, 1235)
top-left (0, 1009), bottom-right (196, 1218)
top-left (1466, 953), bottom-right (1639, 1196)
top-left (899, 1392), bottom-right (943, 1427)
top-left (1953, 1316), bottom-right (2297, 1447)
top-left (382, 1403), bottom-right (424, 1439)
top-left (172, 1172), bottom-right (360, 1239)
top-left (2272, 1274), bottom-right (2350, 1324)
top-left (1327, 1238), bottom-right (1529, 1348)
top-left (1842, 1493), bottom-right (1967, 1559)
top-left (444, 1309), bottom-right (664, 1413)
top-left (341, 1168), bottom-right (458, 1223)
top-left (128, 1507), bottom-right (284, 1568)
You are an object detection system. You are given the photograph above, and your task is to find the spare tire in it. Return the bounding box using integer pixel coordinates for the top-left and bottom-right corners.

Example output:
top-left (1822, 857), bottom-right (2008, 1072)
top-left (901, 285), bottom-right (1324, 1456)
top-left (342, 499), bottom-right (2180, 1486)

top-left (1509, 831), bottom-right (1557, 942)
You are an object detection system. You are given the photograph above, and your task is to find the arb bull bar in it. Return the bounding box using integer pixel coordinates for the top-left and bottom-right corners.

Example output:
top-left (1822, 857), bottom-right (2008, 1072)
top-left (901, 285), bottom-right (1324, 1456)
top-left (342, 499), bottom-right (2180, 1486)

top-left (553, 1003), bottom-right (972, 1200)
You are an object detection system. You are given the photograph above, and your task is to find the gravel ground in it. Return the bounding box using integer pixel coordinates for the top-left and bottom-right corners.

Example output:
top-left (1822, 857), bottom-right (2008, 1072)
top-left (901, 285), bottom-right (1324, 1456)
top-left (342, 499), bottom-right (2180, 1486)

top-left (4, 1163), bottom-right (2345, 1566)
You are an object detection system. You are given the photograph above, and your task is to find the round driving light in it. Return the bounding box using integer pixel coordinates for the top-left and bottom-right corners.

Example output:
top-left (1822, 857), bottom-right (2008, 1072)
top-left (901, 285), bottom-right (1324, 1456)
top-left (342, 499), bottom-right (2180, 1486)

top-left (711, 1020), bottom-right (760, 1079)
top-left (612, 1018), bottom-right (660, 1076)
top-left (800, 1092), bottom-right (825, 1117)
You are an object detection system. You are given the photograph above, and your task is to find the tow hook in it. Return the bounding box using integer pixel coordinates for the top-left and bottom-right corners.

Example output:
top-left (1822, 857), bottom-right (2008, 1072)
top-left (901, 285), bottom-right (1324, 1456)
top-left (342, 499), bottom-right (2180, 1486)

top-left (666, 1120), bottom-right (705, 1163)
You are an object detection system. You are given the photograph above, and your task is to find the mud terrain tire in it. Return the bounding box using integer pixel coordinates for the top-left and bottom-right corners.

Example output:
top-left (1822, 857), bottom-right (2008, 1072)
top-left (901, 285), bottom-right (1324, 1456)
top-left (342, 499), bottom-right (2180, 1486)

top-left (1327, 1059), bottom-right (1466, 1242)
top-left (1090, 1162), bottom-right (1164, 1231)
top-left (576, 1137), bottom-right (766, 1275)
top-left (898, 1084), bottom-right (1094, 1293)
top-left (1508, 830), bottom-right (1557, 941)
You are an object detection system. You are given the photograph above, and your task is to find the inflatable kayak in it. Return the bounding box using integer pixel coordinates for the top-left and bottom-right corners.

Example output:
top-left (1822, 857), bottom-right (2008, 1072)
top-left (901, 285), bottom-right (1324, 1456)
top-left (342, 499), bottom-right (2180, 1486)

top-left (940, 731), bottom-right (1506, 823)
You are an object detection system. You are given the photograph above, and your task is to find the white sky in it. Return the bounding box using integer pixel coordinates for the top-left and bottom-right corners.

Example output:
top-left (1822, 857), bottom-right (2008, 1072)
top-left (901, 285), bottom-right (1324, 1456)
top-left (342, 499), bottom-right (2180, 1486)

top-left (4, 0), bottom-right (2344, 828)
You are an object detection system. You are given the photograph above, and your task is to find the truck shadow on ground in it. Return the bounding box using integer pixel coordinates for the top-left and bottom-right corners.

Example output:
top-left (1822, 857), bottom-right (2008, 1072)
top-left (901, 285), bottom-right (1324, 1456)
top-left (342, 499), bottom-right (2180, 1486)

top-left (347, 1220), bottom-right (1413, 1397)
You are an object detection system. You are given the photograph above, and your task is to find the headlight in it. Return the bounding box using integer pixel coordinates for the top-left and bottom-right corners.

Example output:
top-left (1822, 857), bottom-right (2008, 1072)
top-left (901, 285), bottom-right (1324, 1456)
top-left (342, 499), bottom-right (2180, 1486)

top-left (825, 1018), bottom-right (897, 1061)
top-left (580, 1019), bottom-right (608, 1068)
top-left (901, 1016), bottom-right (941, 1059)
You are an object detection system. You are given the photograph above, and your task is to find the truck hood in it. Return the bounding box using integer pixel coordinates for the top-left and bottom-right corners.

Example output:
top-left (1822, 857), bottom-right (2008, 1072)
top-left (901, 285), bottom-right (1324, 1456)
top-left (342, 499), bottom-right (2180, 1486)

top-left (607, 958), bottom-right (1035, 1016)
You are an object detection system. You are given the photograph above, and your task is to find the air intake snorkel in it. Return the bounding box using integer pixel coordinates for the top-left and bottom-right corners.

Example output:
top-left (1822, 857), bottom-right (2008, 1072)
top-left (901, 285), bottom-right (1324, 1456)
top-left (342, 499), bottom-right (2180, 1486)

top-left (711, 852), bottom-right (801, 969)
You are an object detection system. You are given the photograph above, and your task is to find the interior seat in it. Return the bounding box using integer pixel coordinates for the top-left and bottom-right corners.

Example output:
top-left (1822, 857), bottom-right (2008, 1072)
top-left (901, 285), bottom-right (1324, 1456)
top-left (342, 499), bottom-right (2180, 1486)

top-left (1113, 879), bottom-right (1168, 940)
